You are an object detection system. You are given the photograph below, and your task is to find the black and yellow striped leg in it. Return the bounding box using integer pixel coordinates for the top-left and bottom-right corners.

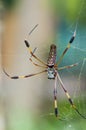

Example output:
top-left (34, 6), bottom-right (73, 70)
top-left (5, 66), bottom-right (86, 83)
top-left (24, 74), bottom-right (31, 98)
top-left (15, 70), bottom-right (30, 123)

top-left (57, 31), bottom-right (76, 66)
top-left (57, 72), bottom-right (86, 119)
top-left (3, 69), bottom-right (47, 79)
top-left (25, 24), bottom-right (47, 66)
top-left (54, 75), bottom-right (58, 117)
top-left (24, 40), bottom-right (47, 66)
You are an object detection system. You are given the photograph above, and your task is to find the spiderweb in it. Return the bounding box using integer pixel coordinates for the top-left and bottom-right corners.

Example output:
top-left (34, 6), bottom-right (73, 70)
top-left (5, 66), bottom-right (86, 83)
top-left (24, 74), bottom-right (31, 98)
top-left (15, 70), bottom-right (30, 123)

top-left (39, 0), bottom-right (86, 122)
top-left (1, 0), bottom-right (86, 129)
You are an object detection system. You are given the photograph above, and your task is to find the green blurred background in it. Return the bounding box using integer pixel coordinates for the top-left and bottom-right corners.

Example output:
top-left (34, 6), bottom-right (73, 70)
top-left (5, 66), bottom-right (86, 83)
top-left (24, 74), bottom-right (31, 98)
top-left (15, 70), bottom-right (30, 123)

top-left (1, 0), bottom-right (86, 130)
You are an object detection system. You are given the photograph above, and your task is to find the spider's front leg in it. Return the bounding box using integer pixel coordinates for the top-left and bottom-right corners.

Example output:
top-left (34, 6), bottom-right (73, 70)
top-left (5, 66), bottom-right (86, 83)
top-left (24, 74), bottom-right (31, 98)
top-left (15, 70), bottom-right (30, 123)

top-left (57, 31), bottom-right (76, 66)
top-left (24, 40), bottom-right (47, 67)
top-left (24, 24), bottom-right (47, 67)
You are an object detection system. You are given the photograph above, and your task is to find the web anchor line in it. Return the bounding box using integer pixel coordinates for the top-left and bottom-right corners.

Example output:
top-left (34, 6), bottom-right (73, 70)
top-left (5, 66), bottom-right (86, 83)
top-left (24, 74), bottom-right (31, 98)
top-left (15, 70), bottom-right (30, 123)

top-left (76, 0), bottom-right (85, 32)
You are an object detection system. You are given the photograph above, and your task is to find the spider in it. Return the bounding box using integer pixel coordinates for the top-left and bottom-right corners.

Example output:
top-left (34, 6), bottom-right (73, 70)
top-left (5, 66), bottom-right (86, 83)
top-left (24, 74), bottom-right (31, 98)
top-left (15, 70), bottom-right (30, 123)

top-left (3, 24), bottom-right (86, 119)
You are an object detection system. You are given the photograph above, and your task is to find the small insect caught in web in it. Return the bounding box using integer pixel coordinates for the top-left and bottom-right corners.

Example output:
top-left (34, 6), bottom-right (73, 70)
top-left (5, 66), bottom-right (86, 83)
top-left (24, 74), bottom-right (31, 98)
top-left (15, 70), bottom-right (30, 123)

top-left (3, 24), bottom-right (86, 119)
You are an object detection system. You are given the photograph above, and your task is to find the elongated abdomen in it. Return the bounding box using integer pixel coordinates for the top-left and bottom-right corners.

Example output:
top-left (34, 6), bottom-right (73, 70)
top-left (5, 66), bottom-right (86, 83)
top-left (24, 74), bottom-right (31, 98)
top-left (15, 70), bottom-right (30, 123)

top-left (47, 44), bottom-right (56, 66)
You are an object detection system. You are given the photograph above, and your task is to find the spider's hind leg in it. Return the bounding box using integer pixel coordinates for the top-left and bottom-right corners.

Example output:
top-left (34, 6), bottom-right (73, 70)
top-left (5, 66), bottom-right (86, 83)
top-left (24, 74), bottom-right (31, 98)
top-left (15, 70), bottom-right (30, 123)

top-left (54, 75), bottom-right (59, 117)
top-left (57, 72), bottom-right (86, 119)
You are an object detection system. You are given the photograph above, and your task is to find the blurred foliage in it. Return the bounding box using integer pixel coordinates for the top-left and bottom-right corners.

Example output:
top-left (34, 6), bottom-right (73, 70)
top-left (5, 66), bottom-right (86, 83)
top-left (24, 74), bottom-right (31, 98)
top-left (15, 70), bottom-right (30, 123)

top-left (2, 0), bottom-right (19, 11)
top-left (8, 96), bottom-right (86, 130)
top-left (49, 0), bottom-right (86, 25)
top-left (37, 96), bottom-right (86, 130)
top-left (2, 0), bottom-right (86, 25)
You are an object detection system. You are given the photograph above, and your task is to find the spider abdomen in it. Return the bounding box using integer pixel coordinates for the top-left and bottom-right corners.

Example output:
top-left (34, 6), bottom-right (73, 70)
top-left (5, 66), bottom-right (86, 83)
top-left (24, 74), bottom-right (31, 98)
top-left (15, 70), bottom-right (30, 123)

top-left (47, 44), bottom-right (56, 66)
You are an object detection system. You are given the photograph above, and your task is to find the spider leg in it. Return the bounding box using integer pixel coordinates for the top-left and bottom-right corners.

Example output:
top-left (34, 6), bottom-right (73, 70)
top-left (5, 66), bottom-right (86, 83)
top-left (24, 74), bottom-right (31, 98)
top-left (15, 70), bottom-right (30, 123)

top-left (30, 47), bottom-right (37, 58)
top-left (28, 47), bottom-right (47, 68)
top-left (57, 31), bottom-right (76, 66)
top-left (54, 75), bottom-right (58, 117)
top-left (25, 24), bottom-right (47, 67)
top-left (24, 40), bottom-right (47, 66)
top-left (3, 69), bottom-right (47, 79)
top-left (58, 63), bottom-right (78, 70)
top-left (57, 72), bottom-right (86, 119)
top-left (29, 24), bottom-right (39, 35)
top-left (29, 58), bottom-right (47, 68)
